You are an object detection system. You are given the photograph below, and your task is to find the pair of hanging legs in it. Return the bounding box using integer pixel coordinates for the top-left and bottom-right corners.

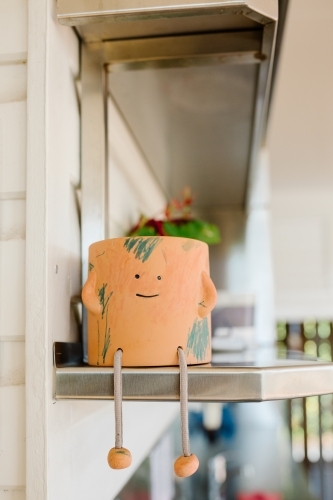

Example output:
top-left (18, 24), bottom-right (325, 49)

top-left (107, 347), bottom-right (199, 477)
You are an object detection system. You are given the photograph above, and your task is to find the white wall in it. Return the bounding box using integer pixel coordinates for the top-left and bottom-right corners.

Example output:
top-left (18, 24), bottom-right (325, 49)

top-left (23, 2), bottom-right (177, 499)
top-left (107, 96), bottom-right (167, 237)
top-left (26, 3), bottom-right (82, 497)
top-left (0, 1), bottom-right (27, 498)
top-left (207, 148), bottom-right (275, 345)
top-left (245, 149), bottom-right (275, 344)
top-left (268, 0), bottom-right (333, 321)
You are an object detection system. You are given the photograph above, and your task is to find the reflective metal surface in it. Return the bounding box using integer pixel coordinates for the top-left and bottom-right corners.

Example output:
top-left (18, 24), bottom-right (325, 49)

top-left (64, 1), bottom-right (277, 213)
top-left (106, 31), bottom-right (262, 208)
top-left (81, 45), bottom-right (108, 362)
top-left (54, 343), bottom-right (333, 402)
top-left (104, 30), bottom-right (262, 68)
top-left (57, 1), bottom-right (277, 43)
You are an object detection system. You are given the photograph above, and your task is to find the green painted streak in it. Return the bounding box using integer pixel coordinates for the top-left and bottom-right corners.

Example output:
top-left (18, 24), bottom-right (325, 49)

top-left (98, 283), bottom-right (113, 319)
top-left (89, 262), bottom-right (94, 271)
top-left (124, 237), bottom-right (161, 263)
top-left (116, 450), bottom-right (129, 455)
top-left (124, 237), bottom-right (138, 252)
top-left (102, 304), bottom-right (111, 364)
top-left (102, 328), bottom-right (110, 364)
top-left (97, 285), bottom-right (112, 363)
top-left (187, 318), bottom-right (209, 361)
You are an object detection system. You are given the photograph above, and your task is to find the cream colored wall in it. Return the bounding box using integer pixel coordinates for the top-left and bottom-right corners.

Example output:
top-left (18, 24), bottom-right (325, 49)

top-left (22, 2), bottom-right (177, 499)
top-left (0, 1), bottom-right (27, 498)
top-left (25, 2), bottom-right (82, 497)
top-left (268, 0), bottom-right (333, 320)
top-left (207, 148), bottom-right (275, 345)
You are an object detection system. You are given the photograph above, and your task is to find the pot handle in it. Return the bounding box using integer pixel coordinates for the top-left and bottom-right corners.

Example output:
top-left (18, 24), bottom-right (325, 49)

top-left (82, 269), bottom-right (102, 315)
top-left (198, 271), bottom-right (217, 319)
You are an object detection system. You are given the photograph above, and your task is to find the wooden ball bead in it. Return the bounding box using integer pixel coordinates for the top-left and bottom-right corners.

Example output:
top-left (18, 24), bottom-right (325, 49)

top-left (107, 447), bottom-right (132, 469)
top-left (174, 454), bottom-right (199, 477)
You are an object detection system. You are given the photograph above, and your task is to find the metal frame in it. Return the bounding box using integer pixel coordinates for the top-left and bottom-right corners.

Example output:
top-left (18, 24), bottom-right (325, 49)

top-left (65, 3), bottom-right (333, 403)
top-left (75, 2), bottom-right (284, 393)
top-left (103, 30), bottom-right (263, 68)
top-left (80, 24), bottom-right (276, 360)
top-left (81, 45), bottom-right (108, 360)
top-left (246, 20), bottom-right (276, 205)
top-left (57, 1), bottom-right (277, 27)
top-left (81, 43), bottom-right (108, 285)
top-left (80, 25), bottom-right (276, 269)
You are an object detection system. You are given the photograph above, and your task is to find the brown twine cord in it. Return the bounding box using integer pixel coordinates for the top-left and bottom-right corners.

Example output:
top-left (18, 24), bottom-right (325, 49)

top-left (114, 347), bottom-right (190, 457)
top-left (178, 347), bottom-right (190, 457)
top-left (114, 349), bottom-right (123, 449)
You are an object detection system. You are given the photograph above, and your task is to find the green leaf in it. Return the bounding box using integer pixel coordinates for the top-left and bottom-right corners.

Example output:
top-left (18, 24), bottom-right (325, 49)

top-left (129, 226), bottom-right (158, 237)
top-left (163, 220), bottom-right (220, 245)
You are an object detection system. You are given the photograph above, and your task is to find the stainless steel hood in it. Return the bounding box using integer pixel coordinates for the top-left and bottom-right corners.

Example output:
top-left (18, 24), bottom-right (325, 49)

top-left (57, 1), bottom-right (278, 210)
top-left (57, 1), bottom-right (277, 43)
top-left (106, 32), bottom-right (261, 209)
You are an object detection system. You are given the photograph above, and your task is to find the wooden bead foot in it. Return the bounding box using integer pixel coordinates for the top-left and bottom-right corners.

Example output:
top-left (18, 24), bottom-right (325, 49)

top-left (107, 447), bottom-right (132, 469)
top-left (174, 454), bottom-right (199, 477)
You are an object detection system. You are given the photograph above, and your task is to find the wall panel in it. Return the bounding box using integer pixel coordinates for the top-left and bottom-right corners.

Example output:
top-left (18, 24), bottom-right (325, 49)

top-left (0, 386), bottom-right (25, 486)
top-left (0, 341), bottom-right (25, 387)
top-left (0, 66), bottom-right (26, 104)
top-left (0, 0), bottom-right (27, 60)
top-left (0, 101), bottom-right (27, 195)
top-left (0, 489), bottom-right (25, 500)
top-left (0, 1), bottom-right (28, 497)
top-left (0, 240), bottom-right (26, 338)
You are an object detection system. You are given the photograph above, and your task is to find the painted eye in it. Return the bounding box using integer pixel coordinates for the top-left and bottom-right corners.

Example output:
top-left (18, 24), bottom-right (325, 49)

top-left (157, 276), bottom-right (162, 280)
top-left (135, 274), bottom-right (140, 279)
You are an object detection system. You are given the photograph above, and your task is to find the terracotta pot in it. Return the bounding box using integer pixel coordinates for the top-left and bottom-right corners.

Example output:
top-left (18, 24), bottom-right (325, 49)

top-left (82, 236), bottom-right (217, 367)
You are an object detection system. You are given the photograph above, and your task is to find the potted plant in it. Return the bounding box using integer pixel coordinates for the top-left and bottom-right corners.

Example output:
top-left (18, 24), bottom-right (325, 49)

top-left (81, 188), bottom-right (219, 476)
top-left (127, 187), bottom-right (220, 245)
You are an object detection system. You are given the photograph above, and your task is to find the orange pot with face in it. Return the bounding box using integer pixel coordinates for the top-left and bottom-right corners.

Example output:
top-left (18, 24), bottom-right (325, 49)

top-left (82, 236), bottom-right (217, 367)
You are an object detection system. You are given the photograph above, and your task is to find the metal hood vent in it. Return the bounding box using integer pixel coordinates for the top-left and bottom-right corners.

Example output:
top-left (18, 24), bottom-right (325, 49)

top-left (57, 0), bottom-right (278, 209)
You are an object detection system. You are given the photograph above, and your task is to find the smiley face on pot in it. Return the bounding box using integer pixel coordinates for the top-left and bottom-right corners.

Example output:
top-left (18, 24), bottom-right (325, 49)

top-left (82, 236), bottom-right (217, 367)
top-left (134, 271), bottom-right (161, 299)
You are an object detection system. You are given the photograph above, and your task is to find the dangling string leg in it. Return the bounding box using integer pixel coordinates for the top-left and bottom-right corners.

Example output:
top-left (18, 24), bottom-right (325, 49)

top-left (107, 349), bottom-right (132, 469)
top-left (174, 347), bottom-right (199, 477)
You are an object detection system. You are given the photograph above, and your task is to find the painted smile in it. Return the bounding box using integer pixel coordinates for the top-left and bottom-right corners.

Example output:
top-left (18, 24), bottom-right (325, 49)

top-left (136, 293), bottom-right (159, 298)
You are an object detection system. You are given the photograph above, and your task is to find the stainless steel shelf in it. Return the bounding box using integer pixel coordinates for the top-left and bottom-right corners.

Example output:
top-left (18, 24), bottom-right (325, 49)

top-left (54, 342), bottom-right (333, 402)
top-left (58, 1), bottom-right (278, 223)
top-left (57, 0), bottom-right (277, 43)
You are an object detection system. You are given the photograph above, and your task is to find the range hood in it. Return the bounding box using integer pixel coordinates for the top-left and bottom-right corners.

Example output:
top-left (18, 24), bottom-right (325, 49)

top-left (57, 0), bottom-right (278, 210)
